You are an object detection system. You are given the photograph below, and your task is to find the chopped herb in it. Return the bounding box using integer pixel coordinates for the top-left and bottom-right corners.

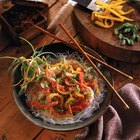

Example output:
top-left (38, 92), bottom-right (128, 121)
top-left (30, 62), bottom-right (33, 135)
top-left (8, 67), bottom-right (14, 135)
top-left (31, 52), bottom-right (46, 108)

top-left (69, 87), bottom-right (73, 91)
top-left (36, 75), bottom-right (42, 82)
top-left (52, 89), bottom-right (57, 92)
top-left (67, 65), bottom-right (71, 70)
top-left (114, 22), bottom-right (140, 46)
top-left (63, 70), bottom-right (67, 76)
top-left (86, 92), bottom-right (91, 97)
top-left (86, 67), bottom-right (93, 73)
top-left (123, 27), bottom-right (131, 33)
top-left (76, 85), bottom-right (80, 92)
top-left (53, 74), bottom-right (57, 79)
top-left (122, 39), bottom-right (126, 46)
top-left (135, 35), bottom-right (139, 41)
top-left (84, 75), bottom-right (88, 81)
top-left (40, 98), bottom-right (46, 104)
top-left (56, 108), bottom-right (62, 113)
top-left (68, 100), bottom-right (73, 105)
top-left (114, 28), bottom-right (119, 35)
top-left (56, 78), bottom-right (62, 84)
top-left (118, 33), bottom-right (123, 40)
top-left (45, 81), bottom-right (49, 88)
top-left (71, 78), bottom-right (76, 83)
top-left (73, 74), bottom-right (77, 79)
top-left (92, 75), bottom-right (97, 79)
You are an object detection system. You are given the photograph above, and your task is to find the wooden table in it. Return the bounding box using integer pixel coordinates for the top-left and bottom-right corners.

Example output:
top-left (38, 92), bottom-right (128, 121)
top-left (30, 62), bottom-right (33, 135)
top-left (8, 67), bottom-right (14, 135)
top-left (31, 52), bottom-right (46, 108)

top-left (0, 0), bottom-right (140, 139)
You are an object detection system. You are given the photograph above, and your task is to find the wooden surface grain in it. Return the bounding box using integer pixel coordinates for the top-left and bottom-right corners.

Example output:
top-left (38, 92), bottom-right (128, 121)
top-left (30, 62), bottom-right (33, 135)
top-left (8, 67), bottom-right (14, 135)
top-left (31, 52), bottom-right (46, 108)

top-left (73, 4), bottom-right (140, 63)
top-left (0, 0), bottom-right (140, 140)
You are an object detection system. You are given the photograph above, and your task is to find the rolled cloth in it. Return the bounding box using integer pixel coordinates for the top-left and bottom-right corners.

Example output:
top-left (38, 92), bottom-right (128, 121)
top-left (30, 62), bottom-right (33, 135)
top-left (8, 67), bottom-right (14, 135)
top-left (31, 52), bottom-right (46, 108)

top-left (84, 83), bottom-right (140, 140)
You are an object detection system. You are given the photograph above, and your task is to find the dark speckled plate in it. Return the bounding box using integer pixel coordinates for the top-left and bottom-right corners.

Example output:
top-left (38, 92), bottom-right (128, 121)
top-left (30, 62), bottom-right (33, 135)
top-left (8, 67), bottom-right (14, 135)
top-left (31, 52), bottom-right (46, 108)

top-left (13, 42), bottom-right (113, 131)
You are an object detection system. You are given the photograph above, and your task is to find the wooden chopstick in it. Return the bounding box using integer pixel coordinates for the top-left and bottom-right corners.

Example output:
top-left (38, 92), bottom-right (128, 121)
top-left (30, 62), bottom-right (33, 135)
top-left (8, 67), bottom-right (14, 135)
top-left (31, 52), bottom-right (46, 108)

top-left (87, 54), bottom-right (133, 80)
top-left (59, 23), bottom-right (129, 109)
top-left (26, 22), bottom-right (133, 80)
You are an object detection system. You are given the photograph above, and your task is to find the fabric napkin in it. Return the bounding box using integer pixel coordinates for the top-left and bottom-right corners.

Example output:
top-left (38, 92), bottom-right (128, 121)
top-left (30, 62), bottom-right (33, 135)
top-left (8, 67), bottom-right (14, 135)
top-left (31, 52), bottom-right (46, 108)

top-left (74, 83), bottom-right (140, 140)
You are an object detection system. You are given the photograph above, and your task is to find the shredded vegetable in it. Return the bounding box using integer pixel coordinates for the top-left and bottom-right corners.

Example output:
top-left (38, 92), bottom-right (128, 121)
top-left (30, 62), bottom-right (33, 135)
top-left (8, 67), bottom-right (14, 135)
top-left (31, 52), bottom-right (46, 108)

top-left (91, 0), bottom-right (134, 28)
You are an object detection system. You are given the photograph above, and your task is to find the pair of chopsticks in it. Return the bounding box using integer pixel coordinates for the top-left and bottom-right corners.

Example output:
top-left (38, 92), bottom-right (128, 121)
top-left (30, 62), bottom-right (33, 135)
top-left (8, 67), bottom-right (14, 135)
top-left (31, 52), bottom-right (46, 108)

top-left (28, 22), bottom-right (133, 79)
top-left (59, 23), bottom-right (130, 109)
top-left (24, 22), bottom-right (131, 109)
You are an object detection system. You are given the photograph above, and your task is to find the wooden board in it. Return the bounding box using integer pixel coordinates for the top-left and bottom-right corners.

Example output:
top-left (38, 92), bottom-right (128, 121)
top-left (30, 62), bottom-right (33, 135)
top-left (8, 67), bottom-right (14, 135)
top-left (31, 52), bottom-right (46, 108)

top-left (73, 4), bottom-right (140, 63)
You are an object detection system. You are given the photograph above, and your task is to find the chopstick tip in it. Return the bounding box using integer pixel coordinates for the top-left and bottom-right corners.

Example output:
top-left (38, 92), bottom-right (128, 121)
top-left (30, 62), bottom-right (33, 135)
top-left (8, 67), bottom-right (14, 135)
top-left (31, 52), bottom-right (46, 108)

top-left (129, 76), bottom-right (133, 80)
top-left (125, 105), bottom-right (130, 110)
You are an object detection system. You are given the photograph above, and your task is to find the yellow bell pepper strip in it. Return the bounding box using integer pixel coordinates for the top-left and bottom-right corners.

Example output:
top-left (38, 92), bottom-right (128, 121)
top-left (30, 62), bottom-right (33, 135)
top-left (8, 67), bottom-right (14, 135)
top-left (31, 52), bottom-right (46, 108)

top-left (95, 20), bottom-right (114, 28)
top-left (51, 62), bottom-right (62, 68)
top-left (94, 85), bottom-right (101, 95)
top-left (94, 12), bottom-right (124, 22)
top-left (47, 93), bottom-right (64, 107)
top-left (115, 8), bottom-right (134, 15)
top-left (102, 9), bottom-right (111, 16)
top-left (73, 91), bottom-right (85, 99)
top-left (104, 19), bottom-right (114, 27)
top-left (65, 96), bottom-right (75, 105)
top-left (113, 5), bottom-right (123, 10)
top-left (56, 83), bottom-right (71, 95)
top-left (72, 67), bottom-right (82, 74)
top-left (108, 1), bottom-right (126, 6)
top-left (96, 0), bottom-right (126, 7)
top-left (91, 0), bottom-right (134, 28)
top-left (123, 17), bottom-right (134, 21)
top-left (98, 5), bottom-right (128, 21)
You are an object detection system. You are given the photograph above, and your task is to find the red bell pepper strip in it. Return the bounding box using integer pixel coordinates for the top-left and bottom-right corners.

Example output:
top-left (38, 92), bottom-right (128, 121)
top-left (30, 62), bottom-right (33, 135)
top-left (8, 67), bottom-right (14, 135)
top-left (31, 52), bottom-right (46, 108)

top-left (71, 106), bottom-right (82, 111)
top-left (28, 101), bottom-right (38, 107)
top-left (28, 101), bottom-right (45, 108)
top-left (71, 101), bottom-right (89, 112)
top-left (57, 84), bottom-right (70, 95)
top-left (79, 72), bottom-right (84, 84)
top-left (50, 107), bottom-right (56, 115)
top-left (44, 88), bottom-right (50, 94)
top-left (28, 100), bottom-right (59, 109)
top-left (81, 101), bottom-right (89, 108)
top-left (45, 101), bottom-right (59, 108)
